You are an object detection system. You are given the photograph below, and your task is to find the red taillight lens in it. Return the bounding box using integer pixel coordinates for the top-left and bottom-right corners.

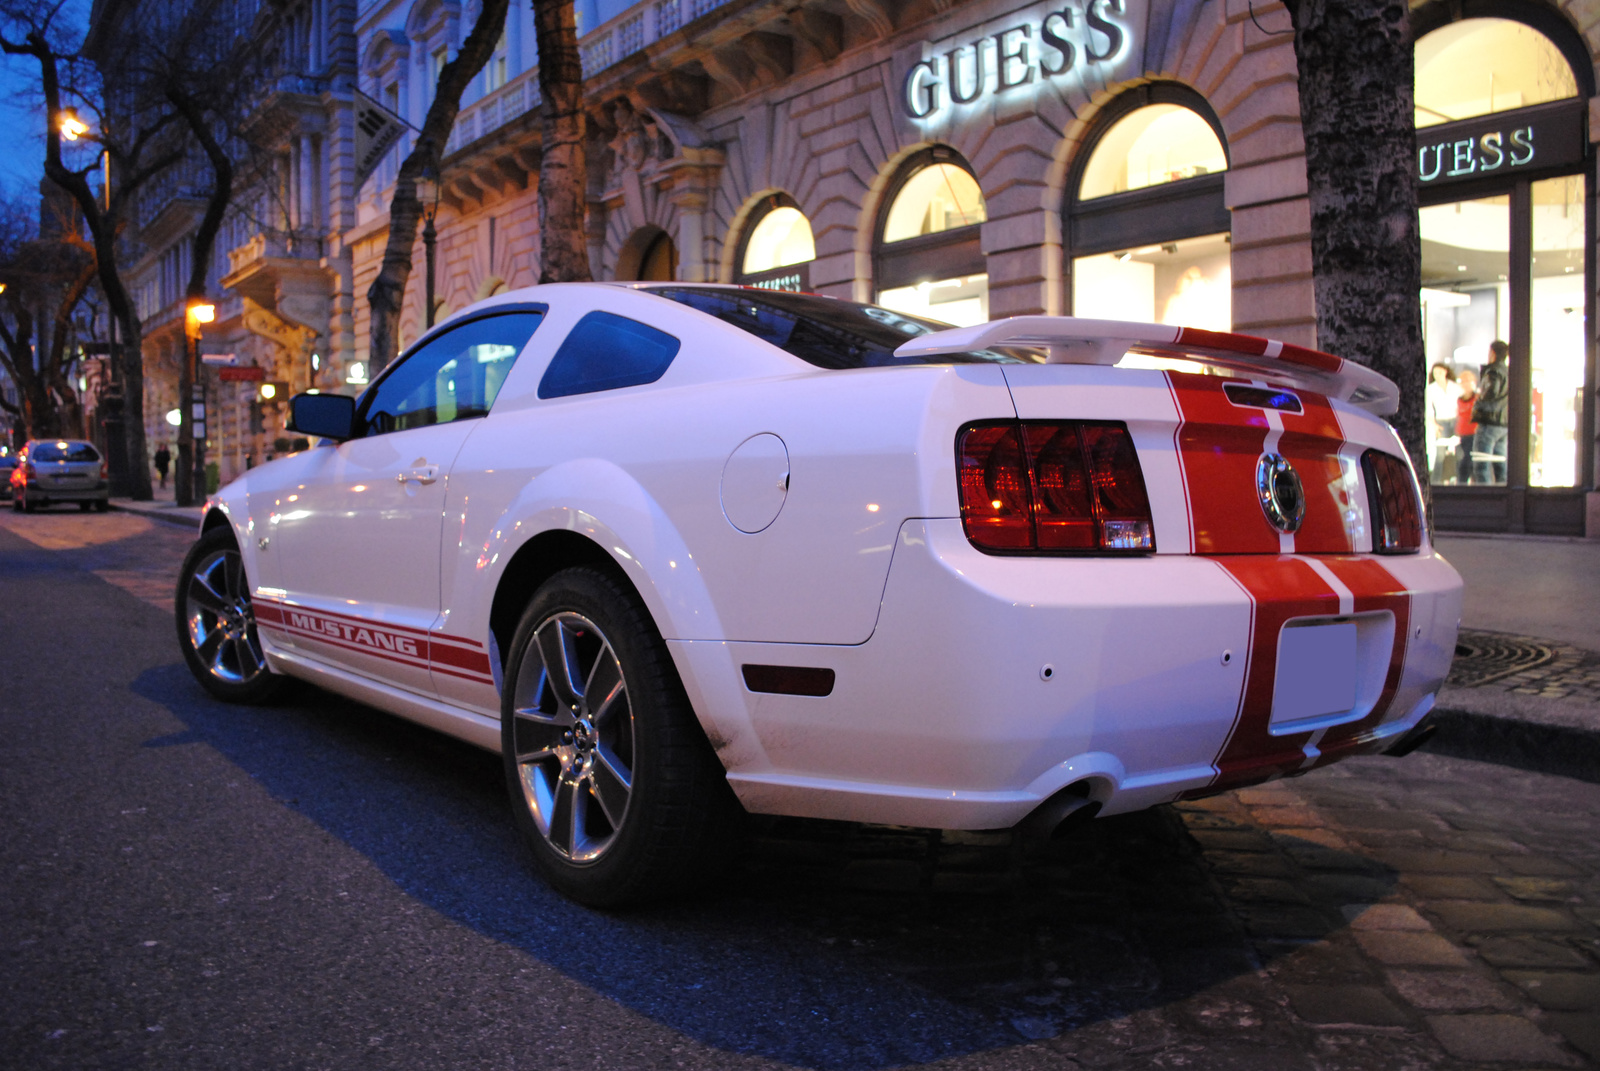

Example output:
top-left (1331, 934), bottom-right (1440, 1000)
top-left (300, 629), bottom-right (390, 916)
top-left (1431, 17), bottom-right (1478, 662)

top-left (1363, 449), bottom-right (1423, 553)
top-left (957, 424), bottom-right (1034, 549)
top-left (100, 460), bottom-right (108, 480)
top-left (958, 421), bottom-right (1154, 553)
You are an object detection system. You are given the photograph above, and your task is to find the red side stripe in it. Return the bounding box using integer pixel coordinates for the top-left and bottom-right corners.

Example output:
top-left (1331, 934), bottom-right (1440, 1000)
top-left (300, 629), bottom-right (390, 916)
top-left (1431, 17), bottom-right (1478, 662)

top-left (253, 601), bottom-right (494, 681)
top-left (253, 595), bottom-right (486, 647)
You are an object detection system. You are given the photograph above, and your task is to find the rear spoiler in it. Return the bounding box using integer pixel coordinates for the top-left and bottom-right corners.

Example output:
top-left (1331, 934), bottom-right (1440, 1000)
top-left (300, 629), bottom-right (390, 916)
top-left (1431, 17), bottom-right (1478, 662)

top-left (894, 316), bottom-right (1400, 416)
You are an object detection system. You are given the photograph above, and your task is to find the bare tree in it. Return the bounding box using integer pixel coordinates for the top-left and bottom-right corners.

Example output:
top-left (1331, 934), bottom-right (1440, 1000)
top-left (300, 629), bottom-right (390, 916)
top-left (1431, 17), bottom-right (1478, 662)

top-left (1287, 0), bottom-right (1426, 482)
top-left (532, 0), bottom-right (589, 284)
top-left (0, 194), bottom-right (94, 440)
top-left (366, 0), bottom-right (510, 375)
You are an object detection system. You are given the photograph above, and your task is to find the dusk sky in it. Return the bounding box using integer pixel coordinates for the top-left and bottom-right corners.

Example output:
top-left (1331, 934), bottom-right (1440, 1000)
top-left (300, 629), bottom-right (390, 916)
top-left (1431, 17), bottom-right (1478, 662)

top-left (0, 1), bottom-right (91, 205)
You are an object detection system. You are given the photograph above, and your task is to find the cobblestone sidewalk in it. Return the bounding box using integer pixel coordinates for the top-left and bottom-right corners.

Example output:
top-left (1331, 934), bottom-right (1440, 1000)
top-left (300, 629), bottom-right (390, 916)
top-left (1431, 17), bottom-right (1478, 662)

top-left (732, 751), bottom-right (1598, 1068)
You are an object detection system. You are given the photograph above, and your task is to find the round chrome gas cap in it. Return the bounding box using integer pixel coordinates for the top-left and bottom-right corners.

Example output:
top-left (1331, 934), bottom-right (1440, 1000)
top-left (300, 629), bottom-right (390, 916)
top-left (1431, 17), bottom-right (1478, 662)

top-left (1256, 453), bottom-right (1305, 533)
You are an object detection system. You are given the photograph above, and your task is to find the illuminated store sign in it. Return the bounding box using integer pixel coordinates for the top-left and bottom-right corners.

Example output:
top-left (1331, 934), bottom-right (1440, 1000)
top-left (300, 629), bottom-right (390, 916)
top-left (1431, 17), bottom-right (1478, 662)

top-left (904, 1), bottom-right (1136, 121)
top-left (1416, 99), bottom-right (1584, 187)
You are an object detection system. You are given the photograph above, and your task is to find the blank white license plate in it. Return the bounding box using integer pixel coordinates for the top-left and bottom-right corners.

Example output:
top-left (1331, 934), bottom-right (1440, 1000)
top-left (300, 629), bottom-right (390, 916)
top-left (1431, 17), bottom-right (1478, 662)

top-left (1271, 621), bottom-right (1358, 728)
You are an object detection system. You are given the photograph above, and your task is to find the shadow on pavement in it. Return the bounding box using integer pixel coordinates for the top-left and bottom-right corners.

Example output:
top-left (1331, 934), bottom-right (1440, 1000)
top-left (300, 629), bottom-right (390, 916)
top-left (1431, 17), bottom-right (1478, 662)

top-left (131, 663), bottom-right (1397, 1070)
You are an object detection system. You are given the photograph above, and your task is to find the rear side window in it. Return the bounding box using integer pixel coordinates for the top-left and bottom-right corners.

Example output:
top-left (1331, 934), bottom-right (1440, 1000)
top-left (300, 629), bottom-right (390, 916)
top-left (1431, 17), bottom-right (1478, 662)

top-left (361, 311), bottom-right (542, 435)
top-left (651, 286), bottom-right (1031, 369)
top-left (538, 312), bottom-right (680, 399)
top-left (32, 442), bottom-right (100, 462)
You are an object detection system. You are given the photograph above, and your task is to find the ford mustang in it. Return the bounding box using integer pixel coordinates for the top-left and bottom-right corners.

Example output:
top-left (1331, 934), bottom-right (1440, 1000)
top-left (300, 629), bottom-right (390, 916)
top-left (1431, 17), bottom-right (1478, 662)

top-left (174, 283), bottom-right (1462, 906)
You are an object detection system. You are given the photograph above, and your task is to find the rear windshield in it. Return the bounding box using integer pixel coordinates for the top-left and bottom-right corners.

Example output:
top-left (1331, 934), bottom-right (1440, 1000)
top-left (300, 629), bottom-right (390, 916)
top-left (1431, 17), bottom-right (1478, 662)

top-left (32, 442), bottom-right (100, 463)
top-left (651, 287), bottom-right (1034, 370)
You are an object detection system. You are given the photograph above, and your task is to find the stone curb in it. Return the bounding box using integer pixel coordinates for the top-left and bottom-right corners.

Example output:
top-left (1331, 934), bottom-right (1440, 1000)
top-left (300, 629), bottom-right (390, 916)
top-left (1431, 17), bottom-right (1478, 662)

top-left (109, 500), bottom-right (205, 530)
top-left (1424, 706), bottom-right (1600, 786)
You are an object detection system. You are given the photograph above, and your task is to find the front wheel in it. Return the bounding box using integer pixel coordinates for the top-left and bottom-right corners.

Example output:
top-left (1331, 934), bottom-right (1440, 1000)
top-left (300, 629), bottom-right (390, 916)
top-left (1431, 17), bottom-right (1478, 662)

top-left (175, 526), bottom-right (287, 704)
top-left (502, 566), bottom-right (740, 907)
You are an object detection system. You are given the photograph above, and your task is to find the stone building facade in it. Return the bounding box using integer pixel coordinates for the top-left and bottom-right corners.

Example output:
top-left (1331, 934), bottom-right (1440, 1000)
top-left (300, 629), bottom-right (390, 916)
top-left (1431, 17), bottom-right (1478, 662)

top-left (115, 0), bottom-right (1600, 532)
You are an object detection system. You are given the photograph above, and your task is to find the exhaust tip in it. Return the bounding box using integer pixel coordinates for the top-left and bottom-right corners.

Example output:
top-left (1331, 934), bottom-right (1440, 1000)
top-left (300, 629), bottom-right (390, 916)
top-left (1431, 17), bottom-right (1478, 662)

top-left (1023, 786), bottom-right (1103, 842)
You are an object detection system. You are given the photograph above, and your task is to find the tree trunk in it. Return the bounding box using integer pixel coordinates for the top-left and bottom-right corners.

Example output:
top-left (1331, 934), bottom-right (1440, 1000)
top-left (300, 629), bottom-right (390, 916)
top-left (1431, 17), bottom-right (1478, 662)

top-left (169, 85), bottom-right (235, 505)
top-left (366, 0), bottom-right (510, 375)
top-left (1288, 0), bottom-right (1426, 483)
top-left (533, 0), bottom-right (591, 283)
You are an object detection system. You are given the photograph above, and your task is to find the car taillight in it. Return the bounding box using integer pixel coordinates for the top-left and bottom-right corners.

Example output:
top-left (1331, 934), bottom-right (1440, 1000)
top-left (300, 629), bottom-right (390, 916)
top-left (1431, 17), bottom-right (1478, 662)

top-left (100, 460), bottom-right (108, 480)
top-left (1363, 449), bottom-right (1423, 553)
top-left (957, 421), bottom-right (1154, 553)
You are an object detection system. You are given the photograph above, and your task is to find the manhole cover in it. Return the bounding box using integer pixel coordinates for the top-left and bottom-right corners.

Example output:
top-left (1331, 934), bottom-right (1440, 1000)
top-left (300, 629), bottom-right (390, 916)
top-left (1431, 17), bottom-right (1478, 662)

top-left (1449, 630), bottom-right (1557, 687)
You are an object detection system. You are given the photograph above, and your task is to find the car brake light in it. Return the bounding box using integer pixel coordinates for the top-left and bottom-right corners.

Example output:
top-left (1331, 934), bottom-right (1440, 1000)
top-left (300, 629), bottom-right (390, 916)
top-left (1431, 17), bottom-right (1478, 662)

top-left (100, 460), bottom-right (108, 480)
top-left (1362, 449), bottom-right (1423, 553)
top-left (958, 421), bottom-right (1154, 553)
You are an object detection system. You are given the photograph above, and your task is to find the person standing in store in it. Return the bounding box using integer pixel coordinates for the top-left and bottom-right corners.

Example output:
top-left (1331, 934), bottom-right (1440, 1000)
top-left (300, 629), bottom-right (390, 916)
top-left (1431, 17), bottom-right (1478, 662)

top-left (1473, 341), bottom-right (1510, 485)
top-left (153, 442), bottom-right (171, 490)
top-left (1455, 369), bottom-right (1479, 485)
top-left (1425, 362), bottom-right (1458, 482)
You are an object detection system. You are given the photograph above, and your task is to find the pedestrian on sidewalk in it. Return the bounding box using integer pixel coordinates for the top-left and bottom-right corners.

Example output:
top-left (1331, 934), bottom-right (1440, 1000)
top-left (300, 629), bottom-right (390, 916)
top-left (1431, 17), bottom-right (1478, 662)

top-left (1472, 341), bottom-right (1510, 485)
top-left (153, 443), bottom-right (171, 490)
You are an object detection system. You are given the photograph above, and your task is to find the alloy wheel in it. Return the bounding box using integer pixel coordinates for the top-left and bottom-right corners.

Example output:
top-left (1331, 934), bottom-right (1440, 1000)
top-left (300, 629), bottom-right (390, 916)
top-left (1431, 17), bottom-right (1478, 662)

top-left (510, 612), bottom-right (635, 864)
top-left (183, 548), bottom-right (268, 684)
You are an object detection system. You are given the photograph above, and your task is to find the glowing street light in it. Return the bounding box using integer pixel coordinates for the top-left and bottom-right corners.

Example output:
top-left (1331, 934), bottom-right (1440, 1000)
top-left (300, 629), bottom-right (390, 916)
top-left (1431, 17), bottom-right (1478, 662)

top-left (57, 108), bottom-right (88, 141)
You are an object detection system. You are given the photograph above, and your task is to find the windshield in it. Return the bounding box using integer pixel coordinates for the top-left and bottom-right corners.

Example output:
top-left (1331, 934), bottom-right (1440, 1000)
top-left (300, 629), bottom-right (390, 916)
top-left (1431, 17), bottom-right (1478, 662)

top-left (650, 287), bottom-right (1034, 369)
top-left (32, 441), bottom-right (100, 463)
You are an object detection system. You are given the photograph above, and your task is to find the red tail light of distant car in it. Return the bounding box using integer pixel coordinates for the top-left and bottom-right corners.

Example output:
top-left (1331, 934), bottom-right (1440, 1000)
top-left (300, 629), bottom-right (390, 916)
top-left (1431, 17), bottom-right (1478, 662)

top-left (958, 421), bottom-right (1154, 553)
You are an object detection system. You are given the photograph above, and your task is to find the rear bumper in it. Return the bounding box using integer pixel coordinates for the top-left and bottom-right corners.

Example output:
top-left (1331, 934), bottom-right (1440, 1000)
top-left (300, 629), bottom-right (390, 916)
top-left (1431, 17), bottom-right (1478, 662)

top-left (22, 481), bottom-right (108, 502)
top-left (676, 519), bottom-right (1462, 829)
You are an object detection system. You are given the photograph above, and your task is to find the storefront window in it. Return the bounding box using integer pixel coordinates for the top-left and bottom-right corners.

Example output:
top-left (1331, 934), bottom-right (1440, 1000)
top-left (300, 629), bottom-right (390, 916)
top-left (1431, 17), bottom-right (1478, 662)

top-left (875, 150), bottom-right (988, 327)
top-left (1530, 174), bottom-right (1585, 487)
top-left (1415, 17), bottom-right (1577, 127)
top-left (1078, 105), bottom-right (1227, 200)
top-left (1073, 233), bottom-right (1231, 331)
top-left (1420, 196), bottom-right (1510, 486)
top-left (737, 196), bottom-right (815, 291)
top-left (1067, 90), bottom-right (1230, 327)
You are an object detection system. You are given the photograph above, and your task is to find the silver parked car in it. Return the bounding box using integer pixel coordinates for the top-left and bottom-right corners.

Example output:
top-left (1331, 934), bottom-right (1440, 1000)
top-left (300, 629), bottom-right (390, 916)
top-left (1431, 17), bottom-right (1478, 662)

top-left (10, 439), bottom-right (110, 512)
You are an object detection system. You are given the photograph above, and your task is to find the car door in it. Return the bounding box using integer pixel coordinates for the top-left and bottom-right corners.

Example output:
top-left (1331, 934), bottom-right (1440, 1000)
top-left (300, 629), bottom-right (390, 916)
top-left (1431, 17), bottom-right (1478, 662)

top-left (269, 309), bottom-right (543, 696)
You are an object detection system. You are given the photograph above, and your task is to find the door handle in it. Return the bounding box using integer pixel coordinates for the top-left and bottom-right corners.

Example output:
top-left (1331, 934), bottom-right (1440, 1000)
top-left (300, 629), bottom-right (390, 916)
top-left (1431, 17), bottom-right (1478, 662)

top-left (396, 465), bottom-right (439, 486)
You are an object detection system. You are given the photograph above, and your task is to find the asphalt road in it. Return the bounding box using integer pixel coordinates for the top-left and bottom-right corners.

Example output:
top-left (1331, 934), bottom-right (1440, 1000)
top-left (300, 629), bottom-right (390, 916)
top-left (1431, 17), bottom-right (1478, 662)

top-left (1, 509), bottom-right (1596, 1070)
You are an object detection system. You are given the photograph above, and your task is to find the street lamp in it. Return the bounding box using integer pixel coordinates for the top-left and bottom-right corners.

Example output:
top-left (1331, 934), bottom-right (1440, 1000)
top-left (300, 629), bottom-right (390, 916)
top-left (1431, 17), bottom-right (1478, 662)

top-left (178, 298), bottom-right (216, 506)
top-left (416, 164), bottom-right (442, 328)
top-left (57, 107), bottom-right (88, 141)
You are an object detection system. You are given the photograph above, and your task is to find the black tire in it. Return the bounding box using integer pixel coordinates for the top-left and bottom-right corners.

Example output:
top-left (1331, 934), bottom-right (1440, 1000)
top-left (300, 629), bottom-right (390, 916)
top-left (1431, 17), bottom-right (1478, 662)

top-left (79, 501), bottom-right (92, 512)
top-left (175, 526), bottom-right (288, 704)
top-left (94, 499), bottom-right (109, 512)
top-left (502, 566), bottom-right (741, 907)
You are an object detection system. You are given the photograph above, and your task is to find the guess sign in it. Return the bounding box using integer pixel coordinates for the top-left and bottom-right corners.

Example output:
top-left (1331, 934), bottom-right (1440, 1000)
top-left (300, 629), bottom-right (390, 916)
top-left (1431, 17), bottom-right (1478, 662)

top-left (903, 1), bottom-right (1136, 121)
top-left (1416, 98), bottom-right (1585, 187)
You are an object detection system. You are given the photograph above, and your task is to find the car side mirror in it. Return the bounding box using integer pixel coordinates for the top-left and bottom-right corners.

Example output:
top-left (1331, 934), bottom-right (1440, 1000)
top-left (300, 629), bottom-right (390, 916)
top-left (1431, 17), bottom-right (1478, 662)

top-left (287, 393), bottom-right (358, 442)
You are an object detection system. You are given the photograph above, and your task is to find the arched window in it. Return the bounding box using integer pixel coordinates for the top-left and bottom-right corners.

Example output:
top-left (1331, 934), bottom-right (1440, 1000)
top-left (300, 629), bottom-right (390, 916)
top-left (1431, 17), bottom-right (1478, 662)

top-left (1415, 17), bottom-right (1578, 126)
top-left (1411, 5), bottom-right (1593, 508)
top-left (874, 147), bottom-right (988, 326)
top-left (1066, 86), bottom-right (1230, 331)
top-left (736, 194), bottom-right (815, 291)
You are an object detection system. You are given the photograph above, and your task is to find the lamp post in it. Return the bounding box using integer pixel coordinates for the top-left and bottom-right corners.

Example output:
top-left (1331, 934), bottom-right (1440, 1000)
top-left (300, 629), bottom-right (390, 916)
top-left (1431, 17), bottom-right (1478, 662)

top-left (179, 299), bottom-right (215, 506)
top-left (417, 165), bottom-right (442, 328)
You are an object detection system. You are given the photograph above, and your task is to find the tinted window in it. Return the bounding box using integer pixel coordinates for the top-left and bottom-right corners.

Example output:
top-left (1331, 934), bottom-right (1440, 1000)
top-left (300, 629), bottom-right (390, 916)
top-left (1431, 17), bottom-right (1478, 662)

top-left (652, 287), bottom-right (1031, 369)
top-left (32, 441), bottom-right (100, 462)
top-left (361, 311), bottom-right (541, 435)
top-left (538, 311), bottom-right (680, 399)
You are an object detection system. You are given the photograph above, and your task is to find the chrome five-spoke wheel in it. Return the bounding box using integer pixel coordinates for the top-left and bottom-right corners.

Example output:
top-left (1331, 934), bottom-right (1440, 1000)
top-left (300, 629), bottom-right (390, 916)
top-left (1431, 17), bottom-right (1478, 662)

top-left (501, 566), bottom-right (739, 907)
top-left (510, 611), bottom-right (635, 864)
top-left (185, 547), bottom-right (268, 684)
top-left (174, 526), bottom-right (286, 704)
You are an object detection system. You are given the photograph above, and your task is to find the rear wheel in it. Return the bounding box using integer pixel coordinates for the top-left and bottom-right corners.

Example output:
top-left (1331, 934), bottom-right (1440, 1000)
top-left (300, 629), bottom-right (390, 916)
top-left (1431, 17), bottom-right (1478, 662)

top-left (175, 526), bottom-right (287, 704)
top-left (502, 566), bottom-right (740, 907)
top-left (79, 501), bottom-right (92, 512)
top-left (94, 499), bottom-right (109, 512)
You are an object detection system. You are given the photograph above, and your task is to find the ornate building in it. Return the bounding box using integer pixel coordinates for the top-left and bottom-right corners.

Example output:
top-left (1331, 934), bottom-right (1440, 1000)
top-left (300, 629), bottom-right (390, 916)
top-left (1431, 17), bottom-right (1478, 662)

top-left (96, 0), bottom-right (1600, 531)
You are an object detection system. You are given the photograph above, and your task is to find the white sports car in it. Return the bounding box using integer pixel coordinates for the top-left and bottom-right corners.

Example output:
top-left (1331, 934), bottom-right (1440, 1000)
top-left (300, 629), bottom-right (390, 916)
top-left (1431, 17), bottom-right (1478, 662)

top-left (176, 283), bottom-right (1462, 906)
